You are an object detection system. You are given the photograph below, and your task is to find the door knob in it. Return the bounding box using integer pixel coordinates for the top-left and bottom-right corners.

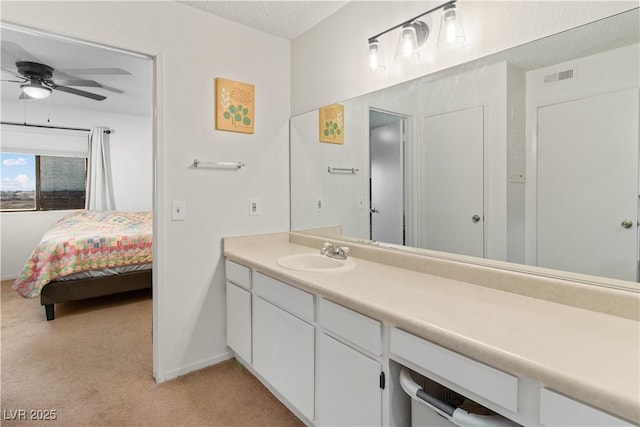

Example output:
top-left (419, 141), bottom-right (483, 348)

top-left (621, 220), bottom-right (634, 229)
top-left (472, 215), bottom-right (481, 223)
top-left (370, 208), bottom-right (379, 214)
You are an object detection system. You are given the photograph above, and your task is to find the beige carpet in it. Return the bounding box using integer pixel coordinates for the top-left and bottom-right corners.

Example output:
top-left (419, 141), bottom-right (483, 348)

top-left (0, 280), bottom-right (302, 426)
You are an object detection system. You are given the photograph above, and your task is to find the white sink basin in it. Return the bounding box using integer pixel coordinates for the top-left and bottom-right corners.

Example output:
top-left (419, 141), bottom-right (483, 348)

top-left (277, 253), bottom-right (355, 273)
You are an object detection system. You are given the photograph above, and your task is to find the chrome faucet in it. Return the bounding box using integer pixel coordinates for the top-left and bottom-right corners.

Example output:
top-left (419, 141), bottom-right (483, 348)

top-left (320, 242), bottom-right (350, 260)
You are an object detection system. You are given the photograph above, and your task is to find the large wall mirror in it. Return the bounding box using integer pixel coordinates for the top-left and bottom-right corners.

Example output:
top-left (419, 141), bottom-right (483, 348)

top-left (290, 9), bottom-right (639, 291)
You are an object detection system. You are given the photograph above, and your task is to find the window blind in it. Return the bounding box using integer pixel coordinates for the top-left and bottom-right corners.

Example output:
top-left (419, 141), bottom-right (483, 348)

top-left (0, 124), bottom-right (89, 158)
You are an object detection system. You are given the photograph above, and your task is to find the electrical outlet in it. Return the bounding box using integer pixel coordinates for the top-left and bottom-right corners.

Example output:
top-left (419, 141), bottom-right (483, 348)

top-left (249, 198), bottom-right (260, 216)
top-left (315, 197), bottom-right (324, 212)
top-left (171, 200), bottom-right (186, 221)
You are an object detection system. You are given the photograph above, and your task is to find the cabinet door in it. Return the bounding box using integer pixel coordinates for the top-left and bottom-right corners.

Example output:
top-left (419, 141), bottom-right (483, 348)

top-left (226, 282), bottom-right (251, 363)
top-left (253, 296), bottom-right (315, 420)
top-left (540, 389), bottom-right (633, 427)
top-left (317, 333), bottom-right (382, 427)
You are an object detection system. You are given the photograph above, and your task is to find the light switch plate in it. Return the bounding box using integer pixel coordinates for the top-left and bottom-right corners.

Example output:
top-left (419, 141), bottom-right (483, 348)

top-left (249, 198), bottom-right (260, 216)
top-left (171, 200), bottom-right (186, 221)
top-left (315, 197), bottom-right (324, 212)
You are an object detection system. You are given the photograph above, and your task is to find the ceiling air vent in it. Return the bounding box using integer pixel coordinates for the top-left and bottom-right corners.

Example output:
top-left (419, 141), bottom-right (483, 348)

top-left (544, 69), bottom-right (575, 84)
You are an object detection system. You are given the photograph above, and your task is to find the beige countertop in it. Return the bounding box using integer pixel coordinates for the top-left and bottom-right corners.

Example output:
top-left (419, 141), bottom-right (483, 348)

top-left (224, 232), bottom-right (640, 424)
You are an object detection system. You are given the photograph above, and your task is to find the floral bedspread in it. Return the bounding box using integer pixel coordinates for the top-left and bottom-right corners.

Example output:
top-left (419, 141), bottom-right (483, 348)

top-left (12, 210), bottom-right (153, 298)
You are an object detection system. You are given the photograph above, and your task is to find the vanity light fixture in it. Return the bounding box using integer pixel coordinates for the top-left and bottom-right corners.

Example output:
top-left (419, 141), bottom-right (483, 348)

top-left (367, 0), bottom-right (464, 70)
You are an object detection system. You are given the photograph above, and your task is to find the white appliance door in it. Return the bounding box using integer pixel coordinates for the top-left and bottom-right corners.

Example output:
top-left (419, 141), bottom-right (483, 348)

top-left (537, 89), bottom-right (639, 281)
top-left (422, 106), bottom-right (484, 257)
top-left (370, 121), bottom-right (404, 245)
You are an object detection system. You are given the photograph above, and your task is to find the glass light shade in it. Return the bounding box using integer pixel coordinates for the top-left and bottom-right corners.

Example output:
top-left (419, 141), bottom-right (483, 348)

top-left (21, 81), bottom-right (52, 99)
top-left (438, 4), bottom-right (466, 46)
top-left (368, 39), bottom-right (385, 71)
top-left (395, 24), bottom-right (419, 61)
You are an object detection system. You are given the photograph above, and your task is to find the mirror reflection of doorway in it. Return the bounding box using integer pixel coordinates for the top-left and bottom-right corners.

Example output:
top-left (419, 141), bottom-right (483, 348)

top-left (369, 109), bottom-right (407, 245)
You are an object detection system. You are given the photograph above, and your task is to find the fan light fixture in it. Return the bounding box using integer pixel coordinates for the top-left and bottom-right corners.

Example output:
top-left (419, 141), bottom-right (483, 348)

top-left (21, 79), bottom-right (52, 99)
top-left (367, 0), bottom-right (465, 71)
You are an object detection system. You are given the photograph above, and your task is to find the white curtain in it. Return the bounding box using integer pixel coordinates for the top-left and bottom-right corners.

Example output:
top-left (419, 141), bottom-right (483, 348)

top-left (85, 127), bottom-right (116, 211)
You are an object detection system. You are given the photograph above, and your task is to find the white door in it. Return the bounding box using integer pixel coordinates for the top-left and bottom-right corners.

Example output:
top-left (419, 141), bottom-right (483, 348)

top-left (316, 333), bottom-right (382, 427)
top-left (537, 89), bottom-right (639, 281)
top-left (370, 120), bottom-right (404, 245)
top-left (422, 106), bottom-right (484, 257)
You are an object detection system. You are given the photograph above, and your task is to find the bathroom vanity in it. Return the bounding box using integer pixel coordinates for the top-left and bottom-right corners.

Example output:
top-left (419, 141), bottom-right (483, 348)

top-left (223, 231), bottom-right (639, 427)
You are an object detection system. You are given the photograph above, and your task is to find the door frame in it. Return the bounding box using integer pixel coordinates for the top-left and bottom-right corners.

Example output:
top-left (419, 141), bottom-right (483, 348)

top-left (368, 107), bottom-right (410, 245)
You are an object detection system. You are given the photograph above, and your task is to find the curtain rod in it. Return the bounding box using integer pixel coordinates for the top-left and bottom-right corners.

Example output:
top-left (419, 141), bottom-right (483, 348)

top-left (1, 121), bottom-right (113, 134)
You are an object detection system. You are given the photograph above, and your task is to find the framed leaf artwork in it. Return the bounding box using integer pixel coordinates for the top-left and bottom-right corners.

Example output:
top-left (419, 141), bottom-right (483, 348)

top-left (319, 104), bottom-right (344, 144)
top-left (215, 78), bottom-right (255, 134)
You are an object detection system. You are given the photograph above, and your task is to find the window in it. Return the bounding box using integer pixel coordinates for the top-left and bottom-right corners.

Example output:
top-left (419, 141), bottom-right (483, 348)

top-left (1, 153), bottom-right (87, 211)
top-left (0, 124), bottom-right (90, 212)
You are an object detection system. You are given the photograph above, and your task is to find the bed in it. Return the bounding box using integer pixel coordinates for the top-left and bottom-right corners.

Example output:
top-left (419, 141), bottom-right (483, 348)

top-left (12, 210), bottom-right (153, 320)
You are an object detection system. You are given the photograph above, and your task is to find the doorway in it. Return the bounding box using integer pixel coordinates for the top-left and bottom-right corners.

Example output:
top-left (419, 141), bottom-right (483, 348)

top-left (0, 22), bottom-right (157, 372)
top-left (369, 109), bottom-right (407, 245)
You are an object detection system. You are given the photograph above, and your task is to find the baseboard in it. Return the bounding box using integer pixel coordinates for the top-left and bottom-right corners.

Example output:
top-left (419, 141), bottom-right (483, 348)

top-left (163, 351), bottom-right (233, 381)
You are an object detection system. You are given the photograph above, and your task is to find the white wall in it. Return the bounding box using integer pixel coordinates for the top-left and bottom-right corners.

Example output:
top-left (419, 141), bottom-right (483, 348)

top-left (0, 1), bottom-right (290, 382)
top-left (291, 1), bottom-right (635, 115)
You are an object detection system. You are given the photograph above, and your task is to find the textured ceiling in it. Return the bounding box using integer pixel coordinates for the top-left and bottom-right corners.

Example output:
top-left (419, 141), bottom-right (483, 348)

top-left (180, 1), bottom-right (350, 40)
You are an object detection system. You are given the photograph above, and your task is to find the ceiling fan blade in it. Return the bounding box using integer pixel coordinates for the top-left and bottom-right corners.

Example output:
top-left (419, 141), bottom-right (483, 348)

top-left (53, 79), bottom-right (103, 88)
top-left (99, 84), bottom-right (125, 94)
top-left (61, 67), bottom-right (131, 75)
top-left (1, 79), bottom-right (27, 83)
top-left (53, 85), bottom-right (107, 101)
top-left (1, 65), bottom-right (24, 79)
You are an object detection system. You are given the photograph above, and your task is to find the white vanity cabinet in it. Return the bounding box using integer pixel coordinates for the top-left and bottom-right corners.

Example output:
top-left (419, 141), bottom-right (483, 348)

top-left (316, 298), bottom-right (383, 427)
top-left (252, 272), bottom-right (315, 421)
top-left (225, 260), bottom-right (252, 363)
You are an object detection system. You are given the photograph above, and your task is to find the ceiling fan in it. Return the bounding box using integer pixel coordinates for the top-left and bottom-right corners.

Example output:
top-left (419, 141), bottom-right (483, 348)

top-left (1, 61), bottom-right (110, 101)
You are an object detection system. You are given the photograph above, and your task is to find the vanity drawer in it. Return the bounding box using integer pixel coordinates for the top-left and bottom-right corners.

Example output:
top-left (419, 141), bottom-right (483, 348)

top-left (225, 260), bottom-right (251, 290)
top-left (318, 298), bottom-right (382, 355)
top-left (390, 328), bottom-right (518, 412)
top-left (540, 389), bottom-right (633, 427)
top-left (253, 272), bottom-right (314, 321)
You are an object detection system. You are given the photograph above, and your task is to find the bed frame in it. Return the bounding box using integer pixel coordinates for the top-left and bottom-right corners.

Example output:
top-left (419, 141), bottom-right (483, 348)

top-left (40, 270), bottom-right (152, 321)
